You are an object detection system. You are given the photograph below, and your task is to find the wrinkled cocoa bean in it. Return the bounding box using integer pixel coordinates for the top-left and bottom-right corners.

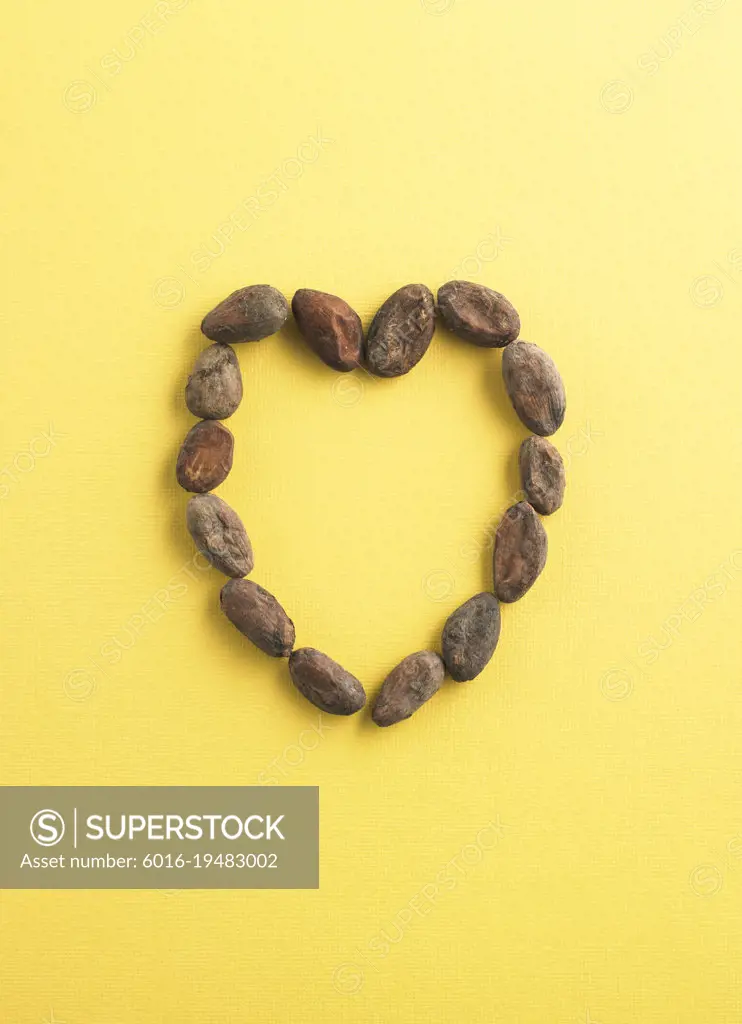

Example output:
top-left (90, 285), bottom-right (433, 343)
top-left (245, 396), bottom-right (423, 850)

top-left (185, 344), bottom-right (243, 420)
top-left (176, 420), bottom-right (234, 493)
top-left (187, 494), bottom-right (253, 578)
top-left (519, 436), bottom-right (565, 515)
top-left (288, 648), bottom-right (366, 715)
top-left (437, 281), bottom-right (520, 347)
top-left (372, 651), bottom-right (445, 727)
top-left (201, 285), bottom-right (289, 343)
top-left (502, 341), bottom-right (566, 436)
top-left (220, 579), bottom-right (295, 657)
top-left (493, 501), bottom-right (547, 602)
top-left (292, 289), bottom-right (363, 372)
top-left (441, 593), bottom-right (501, 681)
top-left (364, 284), bottom-right (435, 377)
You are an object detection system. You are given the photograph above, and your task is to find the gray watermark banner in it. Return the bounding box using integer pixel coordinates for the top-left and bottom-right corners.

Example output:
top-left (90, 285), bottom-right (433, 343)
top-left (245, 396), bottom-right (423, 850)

top-left (0, 787), bottom-right (318, 889)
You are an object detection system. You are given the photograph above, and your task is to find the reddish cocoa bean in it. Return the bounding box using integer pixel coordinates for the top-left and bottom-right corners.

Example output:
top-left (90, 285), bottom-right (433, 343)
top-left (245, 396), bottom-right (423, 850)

top-left (176, 420), bottom-right (234, 493)
top-left (372, 651), bottom-right (445, 727)
top-left (185, 344), bottom-right (243, 420)
top-left (519, 436), bottom-right (565, 515)
top-left (288, 648), bottom-right (366, 715)
top-left (364, 284), bottom-right (435, 377)
top-left (441, 593), bottom-right (501, 681)
top-left (437, 281), bottom-right (520, 347)
top-left (187, 495), bottom-right (253, 578)
top-left (292, 289), bottom-right (363, 372)
top-left (221, 580), bottom-right (295, 657)
top-left (502, 341), bottom-right (566, 436)
top-left (493, 501), bottom-right (548, 603)
top-left (201, 285), bottom-right (289, 343)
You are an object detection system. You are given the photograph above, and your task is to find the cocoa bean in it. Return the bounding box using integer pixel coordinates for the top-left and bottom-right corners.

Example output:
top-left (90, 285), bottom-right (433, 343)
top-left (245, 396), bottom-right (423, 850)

top-left (502, 341), bottom-right (566, 436)
top-left (364, 284), bottom-right (435, 377)
top-left (185, 344), bottom-right (243, 420)
top-left (437, 281), bottom-right (520, 347)
top-left (176, 420), bottom-right (234, 493)
top-left (288, 648), bottom-right (366, 715)
top-left (441, 593), bottom-right (501, 681)
top-left (519, 436), bottom-right (565, 515)
top-left (220, 579), bottom-right (295, 657)
top-left (187, 494), bottom-right (253, 578)
top-left (372, 650), bottom-right (445, 727)
top-left (201, 285), bottom-right (289, 343)
top-left (292, 289), bottom-right (363, 372)
top-left (493, 501), bottom-right (547, 603)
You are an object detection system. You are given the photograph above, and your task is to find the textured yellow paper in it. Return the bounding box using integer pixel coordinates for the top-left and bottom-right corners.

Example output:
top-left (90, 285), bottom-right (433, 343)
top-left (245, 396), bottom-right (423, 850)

top-left (1, 0), bottom-right (740, 1020)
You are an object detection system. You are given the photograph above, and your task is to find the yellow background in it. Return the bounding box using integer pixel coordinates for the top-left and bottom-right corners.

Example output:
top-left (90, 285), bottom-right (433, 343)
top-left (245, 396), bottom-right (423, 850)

top-left (1, 0), bottom-right (740, 1020)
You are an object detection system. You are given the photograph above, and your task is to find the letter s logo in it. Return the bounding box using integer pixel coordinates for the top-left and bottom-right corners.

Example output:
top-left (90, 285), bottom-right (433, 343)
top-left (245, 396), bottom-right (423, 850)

top-left (30, 809), bottom-right (66, 847)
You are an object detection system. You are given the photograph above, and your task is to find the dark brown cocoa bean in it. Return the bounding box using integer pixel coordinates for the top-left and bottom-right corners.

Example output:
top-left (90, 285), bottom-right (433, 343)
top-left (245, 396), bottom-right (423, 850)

top-left (372, 650), bottom-right (445, 727)
top-left (185, 344), bottom-right (243, 420)
top-left (364, 284), bottom-right (435, 377)
top-left (288, 648), bottom-right (366, 715)
top-left (437, 281), bottom-right (520, 347)
top-left (220, 579), bottom-right (295, 657)
top-left (441, 593), bottom-right (501, 681)
top-left (176, 420), bottom-right (234, 493)
top-left (201, 285), bottom-right (289, 343)
top-left (493, 501), bottom-right (547, 603)
top-left (187, 494), bottom-right (253, 578)
top-left (519, 436), bottom-right (565, 515)
top-left (292, 289), bottom-right (363, 372)
top-left (502, 341), bottom-right (566, 436)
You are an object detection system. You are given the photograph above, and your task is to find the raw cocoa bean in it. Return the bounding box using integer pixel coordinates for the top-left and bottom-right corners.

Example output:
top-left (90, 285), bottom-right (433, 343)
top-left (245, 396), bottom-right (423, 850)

top-left (493, 501), bottom-right (547, 603)
top-left (441, 593), bottom-right (501, 681)
top-left (220, 579), bottom-right (295, 657)
top-left (288, 648), bottom-right (366, 715)
top-left (502, 341), bottom-right (566, 436)
top-left (185, 344), bottom-right (243, 420)
top-left (372, 650), bottom-right (445, 727)
top-left (519, 436), bottom-right (565, 515)
top-left (176, 420), bottom-right (234, 493)
top-left (201, 285), bottom-right (289, 343)
top-left (187, 494), bottom-right (253, 578)
top-left (437, 281), bottom-right (520, 347)
top-left (364, 284), bottom-right (435, 377)
top-left (292, 289), bottom-right (363, 372)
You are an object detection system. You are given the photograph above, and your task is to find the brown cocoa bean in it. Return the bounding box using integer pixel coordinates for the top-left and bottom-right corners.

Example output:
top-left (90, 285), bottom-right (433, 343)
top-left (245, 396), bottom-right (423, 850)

top-left (437, 281), bottom-right (520, 347)
top-left (201, 285), bottom-right (289, 343)
top-left (292, 289), bottom-right (363, 372)
top-left (502, 341), bottom-right (566, 436)
top-left (364, 284), bottom-right (435, 377)
top-left (185, 344), bottom-right (243, 420)
top-left (187, 494), bottom-right (253, 578)
top-left (220, 579), bottom-right (295, 657)
top-left (176, 420), bottom-right (234, 493)
top-left (441, 593), bottom-right (501, 681)
top-left (493, 501), bottom-right (547, 603)
top-left (288, 648), bottom-right (366, 715)
top-left (519, 436), bottom-right (565, 515)
top-left (372, 650), bottom-right (445, 727)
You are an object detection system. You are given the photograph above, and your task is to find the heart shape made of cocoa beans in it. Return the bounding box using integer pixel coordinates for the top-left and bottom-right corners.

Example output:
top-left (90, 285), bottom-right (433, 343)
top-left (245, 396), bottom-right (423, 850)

top-left (176, 282), bottom-right (566, 727)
